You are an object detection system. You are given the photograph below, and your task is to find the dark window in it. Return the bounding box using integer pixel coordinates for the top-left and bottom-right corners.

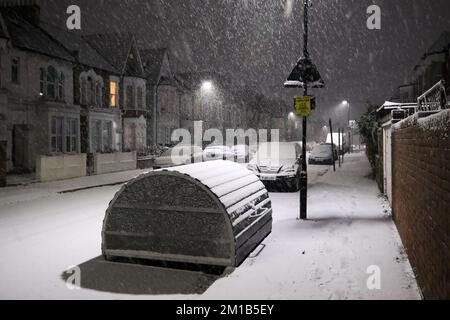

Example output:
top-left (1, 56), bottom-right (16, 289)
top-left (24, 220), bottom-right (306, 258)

top-left (39, 68), bottom-right (46, 96)
top-left (80, 78), bottom-right (87, 105)
top-left (11, 58), bottom-right (19, 84)
top-left (66, 118), bottom-right (78, 153)
top-left (137, 87), bottom-right (143, 109)
top-left (47, 66), bottom-right (56, 99)
top-left (58, 72), bottom-right (65, 101)
top-left (102, 121), bottom-right (113, 152)
top-left (92, 120), bottom-right (102, 153)
top-left (126, 85), bottom-right (134, 109)
top-left (96, 82), bottom-right (102, 107)
top-left (88, 77), bottom-right (95, 105)
top-left (51, 117), bottom-right (64, 153)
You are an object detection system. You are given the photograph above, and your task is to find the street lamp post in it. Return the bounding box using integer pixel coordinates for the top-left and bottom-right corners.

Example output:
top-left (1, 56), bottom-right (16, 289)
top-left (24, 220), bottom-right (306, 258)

top-left (343, 100), bottom-right (351, 153)
top-left (284, 0), bottom-right (324, 220)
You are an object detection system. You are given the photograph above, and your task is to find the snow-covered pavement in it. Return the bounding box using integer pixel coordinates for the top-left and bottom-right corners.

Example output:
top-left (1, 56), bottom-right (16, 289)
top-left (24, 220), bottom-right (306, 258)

top-left (0, 153), bottom-right (421, 300)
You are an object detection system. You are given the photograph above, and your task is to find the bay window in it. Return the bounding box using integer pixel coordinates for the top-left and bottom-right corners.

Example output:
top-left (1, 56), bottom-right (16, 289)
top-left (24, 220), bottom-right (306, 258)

top-left (91, 120), bottom-right (113, 153)
top-left (51, 116), bottom-right (64, 153)
top-left (126, 85), bottom-right (134, 109)
top-left (65, 118), bottom-right (78, 153)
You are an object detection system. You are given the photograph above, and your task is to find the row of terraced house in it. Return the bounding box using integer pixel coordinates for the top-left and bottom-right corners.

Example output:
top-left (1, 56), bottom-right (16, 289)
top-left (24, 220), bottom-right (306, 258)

top-left (0, 3), bottom-right (288, 184)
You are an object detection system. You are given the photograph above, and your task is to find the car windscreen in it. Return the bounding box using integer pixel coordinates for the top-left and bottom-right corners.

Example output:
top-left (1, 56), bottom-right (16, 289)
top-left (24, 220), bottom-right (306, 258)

top-left (312, 146), bottom-right (333, 156)
top-left (256, 143), bottom-right (296, 160)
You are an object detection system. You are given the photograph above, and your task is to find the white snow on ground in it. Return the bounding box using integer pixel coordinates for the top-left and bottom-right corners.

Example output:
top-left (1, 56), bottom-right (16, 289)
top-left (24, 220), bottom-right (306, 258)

top-left (0, 153), bottom-right (421, 300)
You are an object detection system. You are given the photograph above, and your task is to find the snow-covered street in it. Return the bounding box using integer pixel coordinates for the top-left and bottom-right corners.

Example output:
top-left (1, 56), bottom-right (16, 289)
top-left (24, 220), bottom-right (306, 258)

top-left (0, 153), bottom-right (421, 300)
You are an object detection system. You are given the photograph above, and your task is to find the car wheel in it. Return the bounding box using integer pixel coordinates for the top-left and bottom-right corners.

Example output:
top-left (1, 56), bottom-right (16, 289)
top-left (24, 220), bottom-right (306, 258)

top-left (294, 174), bottom-right (301, 192)
top-left (286, 175), bottom-right (301, 192)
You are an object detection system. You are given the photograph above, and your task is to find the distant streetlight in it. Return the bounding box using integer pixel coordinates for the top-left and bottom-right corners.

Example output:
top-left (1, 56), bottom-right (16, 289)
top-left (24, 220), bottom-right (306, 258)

top-left (201, 81), bottom-right (213, 92)
top-left (341, 100), bottom-right (352, 153)
top-left (341, 100), bottom-right (350, 127)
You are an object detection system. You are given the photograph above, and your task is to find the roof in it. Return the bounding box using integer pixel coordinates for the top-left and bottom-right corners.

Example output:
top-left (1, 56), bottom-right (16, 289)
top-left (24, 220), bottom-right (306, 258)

top-left (84, 33), bottom-right (144, 77)
top-left (141, 48), bottom-right (167, 84)
top-left (0, 12), bottom-right (9, 39)
top-left (376, 101), bottom-right (417, 113)
top-left (0, 8), bottom-right (74, 62)
top-left (426, 31), bottom-right (450, 55)
top-left (40, 22), bottom-right (118, 73)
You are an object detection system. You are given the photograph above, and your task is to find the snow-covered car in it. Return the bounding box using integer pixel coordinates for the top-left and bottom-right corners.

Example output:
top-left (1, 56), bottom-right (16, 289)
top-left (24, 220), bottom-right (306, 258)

top-left (247, 142), bottom-right (302, 192)
top-left (308, 144), bottom-right (336, 165)
top-left (203, 145), bottom-right (234, 162)
top-left (154, 145), bottom-right (203, 169)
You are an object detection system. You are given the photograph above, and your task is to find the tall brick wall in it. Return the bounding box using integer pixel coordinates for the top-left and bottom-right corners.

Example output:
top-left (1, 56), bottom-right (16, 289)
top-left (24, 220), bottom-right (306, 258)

top-left (392, 110), bottom-right (450, 300)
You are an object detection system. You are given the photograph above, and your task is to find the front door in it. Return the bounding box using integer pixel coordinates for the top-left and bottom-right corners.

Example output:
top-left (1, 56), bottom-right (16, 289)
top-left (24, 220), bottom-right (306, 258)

top-left (12, 125), bottom-right (29, 172)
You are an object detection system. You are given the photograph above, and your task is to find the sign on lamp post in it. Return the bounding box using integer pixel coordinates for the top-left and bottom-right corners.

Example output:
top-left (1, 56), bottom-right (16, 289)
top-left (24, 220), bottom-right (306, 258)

top-left (295, 96), bottom-right (312, 117)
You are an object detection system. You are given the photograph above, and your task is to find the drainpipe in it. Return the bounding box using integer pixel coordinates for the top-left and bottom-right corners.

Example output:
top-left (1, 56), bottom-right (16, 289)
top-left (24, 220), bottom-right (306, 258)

top-left (153, 84), bottom-right (158, 147)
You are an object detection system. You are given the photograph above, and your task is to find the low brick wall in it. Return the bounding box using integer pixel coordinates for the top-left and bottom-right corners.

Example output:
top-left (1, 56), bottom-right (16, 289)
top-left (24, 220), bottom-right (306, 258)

top-left (392, 110), bottom-right (450, 299)
top-left (94, 152), bottom-right (137, 175)
top-left (36, 154), bottom-right (87, 182)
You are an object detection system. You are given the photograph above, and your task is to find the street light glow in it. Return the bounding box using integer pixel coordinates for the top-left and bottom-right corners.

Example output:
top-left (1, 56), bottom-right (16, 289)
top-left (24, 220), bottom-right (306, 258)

top-left (202, 81), bottom-right (213, 92)
top-left (342, 100), bottom-right (349, 105)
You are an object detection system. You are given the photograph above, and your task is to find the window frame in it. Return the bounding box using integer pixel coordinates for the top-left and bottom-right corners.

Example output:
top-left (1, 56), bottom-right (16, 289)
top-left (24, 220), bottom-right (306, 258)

top-left (58, 72), bottom-right (65, 101)
top-left (137, 87), bottom-right (144, 109)
top-left (46, 66), bottom-right (57, 99)
top-left (65, 118), bottom-right (78, 154)
top-left (91, 119), bottom-right (114, 153)
top-left (50, 116), bottom-right (64, 154)
top-left (39, 68), bottom-right (46, 96)
top-left (126, 85), bottom-right (135, 109)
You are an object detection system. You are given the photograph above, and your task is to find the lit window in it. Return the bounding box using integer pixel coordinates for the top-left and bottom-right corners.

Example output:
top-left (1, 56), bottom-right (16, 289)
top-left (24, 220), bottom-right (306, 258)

top-left (110, 81), bottom-right (118, 108)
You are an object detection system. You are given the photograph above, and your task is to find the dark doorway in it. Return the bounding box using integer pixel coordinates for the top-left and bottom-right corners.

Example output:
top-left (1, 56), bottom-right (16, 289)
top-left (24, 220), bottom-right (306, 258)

top-left (12, 125), bottom-right (29, 173)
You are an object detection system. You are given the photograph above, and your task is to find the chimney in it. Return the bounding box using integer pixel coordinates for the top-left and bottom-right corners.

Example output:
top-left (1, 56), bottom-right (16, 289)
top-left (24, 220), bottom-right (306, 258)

top-left (0, 0), bottom-right (41, 26)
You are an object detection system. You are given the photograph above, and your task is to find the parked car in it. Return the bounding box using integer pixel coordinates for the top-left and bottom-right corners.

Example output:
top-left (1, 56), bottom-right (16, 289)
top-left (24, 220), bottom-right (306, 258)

top-left (247, 142), bottom-right (302, 192)
top-left (231, 145), bottom-right (250, 163)
top-left (154, 145), bottom-right (203, 169)
top-left (203, 145), bottom-right (234, 162)
top-left (309, 144), bottom-right (337, 165)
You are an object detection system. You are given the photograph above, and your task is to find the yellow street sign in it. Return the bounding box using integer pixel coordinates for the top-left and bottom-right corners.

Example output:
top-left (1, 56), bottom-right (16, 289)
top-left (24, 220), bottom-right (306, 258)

top-left (296, 96), bottom-right (312, 117)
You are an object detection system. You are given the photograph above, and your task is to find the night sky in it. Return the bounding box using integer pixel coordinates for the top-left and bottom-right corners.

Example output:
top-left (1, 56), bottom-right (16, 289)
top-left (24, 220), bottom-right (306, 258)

top-left (41, 0), bottom-right (450, 126)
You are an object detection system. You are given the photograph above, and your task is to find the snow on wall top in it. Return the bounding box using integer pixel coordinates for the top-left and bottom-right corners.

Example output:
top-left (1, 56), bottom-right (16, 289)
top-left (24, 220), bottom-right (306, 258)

top-left (393, 109), bottom-right (450, 140)
top-left (163, 160), bottom-right (267, 212)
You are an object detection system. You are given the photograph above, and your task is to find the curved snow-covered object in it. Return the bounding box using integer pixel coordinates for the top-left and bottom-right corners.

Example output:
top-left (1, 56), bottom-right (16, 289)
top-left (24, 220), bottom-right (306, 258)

top-left (102, 161), bottom-right (272, 267)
